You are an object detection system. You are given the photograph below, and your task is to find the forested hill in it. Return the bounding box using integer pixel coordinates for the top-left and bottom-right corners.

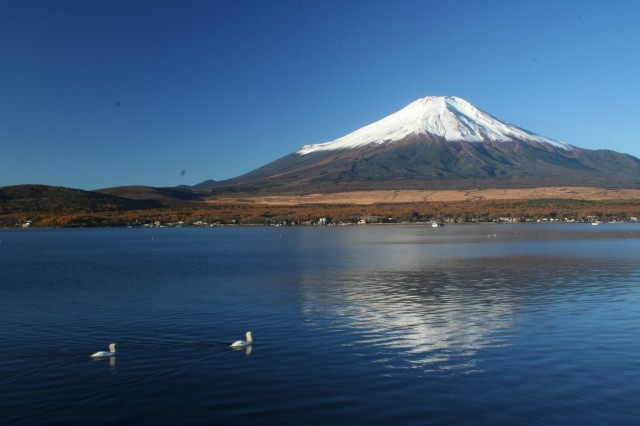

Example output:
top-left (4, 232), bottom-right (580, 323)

top-left (1, 185), bottom-right (169, 212)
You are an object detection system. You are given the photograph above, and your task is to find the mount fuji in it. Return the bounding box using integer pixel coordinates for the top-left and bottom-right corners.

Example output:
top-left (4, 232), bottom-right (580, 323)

top-left (297, 96), bottom-right (571, 154)
top-left (204, 96), bottom-right (640, 192)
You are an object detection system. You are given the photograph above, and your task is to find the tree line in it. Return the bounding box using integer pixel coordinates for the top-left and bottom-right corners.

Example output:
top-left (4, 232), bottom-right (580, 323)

top-left (2, 198), bottom-right (640, 228)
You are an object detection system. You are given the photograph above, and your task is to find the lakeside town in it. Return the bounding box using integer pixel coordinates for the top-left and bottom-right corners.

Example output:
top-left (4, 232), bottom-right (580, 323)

top-left (12, 213), bottom-right (640, 229)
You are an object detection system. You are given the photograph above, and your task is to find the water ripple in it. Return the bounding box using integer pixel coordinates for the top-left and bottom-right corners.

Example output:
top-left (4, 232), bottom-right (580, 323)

top-left (301, 253), bottom-right (640, 377)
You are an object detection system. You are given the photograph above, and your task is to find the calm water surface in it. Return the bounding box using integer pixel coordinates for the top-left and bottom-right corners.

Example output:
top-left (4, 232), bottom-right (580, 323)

top-left (1, 224), bottom-right (640, 425)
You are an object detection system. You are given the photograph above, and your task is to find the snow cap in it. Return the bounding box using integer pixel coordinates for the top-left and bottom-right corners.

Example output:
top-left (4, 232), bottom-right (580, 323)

top-left (297, 96), bottom-right (570, 155)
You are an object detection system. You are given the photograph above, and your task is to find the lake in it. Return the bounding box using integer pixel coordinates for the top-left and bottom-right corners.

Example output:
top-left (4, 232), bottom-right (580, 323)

top-left (1, 224), bottom-right (640, 425)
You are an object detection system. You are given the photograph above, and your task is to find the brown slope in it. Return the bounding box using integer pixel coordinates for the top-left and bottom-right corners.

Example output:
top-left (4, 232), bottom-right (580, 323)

top-left (206, 187), bottom-right (640, 205)
top-left (212, 135), bottom-right (640, 193)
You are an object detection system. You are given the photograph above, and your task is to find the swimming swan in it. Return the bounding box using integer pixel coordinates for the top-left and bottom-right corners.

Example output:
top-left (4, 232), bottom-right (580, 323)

top-left (90, 343), bottom-right (116, 358)
top-left (230, 332), bottom-right (252, 348)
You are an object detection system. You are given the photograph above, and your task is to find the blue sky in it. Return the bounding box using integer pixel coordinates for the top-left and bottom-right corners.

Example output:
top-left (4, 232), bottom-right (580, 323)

top-left (2, 0), bottom-right (639, 189)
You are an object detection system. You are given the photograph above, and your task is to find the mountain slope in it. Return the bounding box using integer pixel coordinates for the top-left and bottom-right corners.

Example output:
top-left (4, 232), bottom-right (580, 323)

top-left (210, 97), bottom-right (640, 192)
top-left (0, 185), bottom-right (163, 214)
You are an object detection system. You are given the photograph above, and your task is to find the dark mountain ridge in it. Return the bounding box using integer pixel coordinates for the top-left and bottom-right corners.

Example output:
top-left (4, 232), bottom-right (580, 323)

top-left (0, 184), bottom-right (163, 214)
top-left (96, 185), bottom-right (208, 202)
top-left (207, 136), bottom-right (640, 192)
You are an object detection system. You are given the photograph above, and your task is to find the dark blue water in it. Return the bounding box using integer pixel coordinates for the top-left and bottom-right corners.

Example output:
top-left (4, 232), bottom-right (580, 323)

top-left (1, 225), bottom-right (640, 425)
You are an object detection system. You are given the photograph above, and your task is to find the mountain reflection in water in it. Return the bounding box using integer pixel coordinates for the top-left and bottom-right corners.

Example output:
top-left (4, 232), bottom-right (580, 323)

top-left (301, 251), bottom-right (639, 374)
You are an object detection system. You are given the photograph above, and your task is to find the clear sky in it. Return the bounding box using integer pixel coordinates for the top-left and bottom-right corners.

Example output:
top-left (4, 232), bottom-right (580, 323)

top-left (2, 0), bottom-right (639, 190)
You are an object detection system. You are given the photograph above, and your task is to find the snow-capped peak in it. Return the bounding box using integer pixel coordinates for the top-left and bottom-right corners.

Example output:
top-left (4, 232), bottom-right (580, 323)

top-left (296, 96), bottom-right (571, 155)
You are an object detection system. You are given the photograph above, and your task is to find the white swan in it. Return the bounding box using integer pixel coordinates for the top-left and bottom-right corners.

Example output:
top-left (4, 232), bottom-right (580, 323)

top-left (90, 343), bottom-right (116, 358)
top-left (230, 331), bottom-right (252, 348)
